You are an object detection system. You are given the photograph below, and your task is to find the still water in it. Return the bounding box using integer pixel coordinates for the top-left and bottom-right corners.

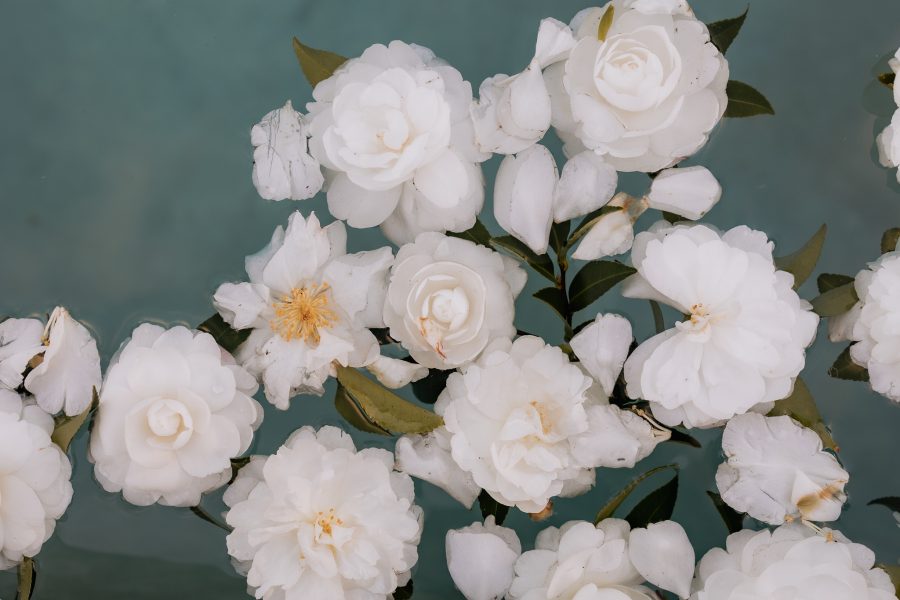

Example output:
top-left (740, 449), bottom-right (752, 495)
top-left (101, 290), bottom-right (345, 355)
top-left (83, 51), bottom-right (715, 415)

top-left (1, 0), bottom-right (899, 597)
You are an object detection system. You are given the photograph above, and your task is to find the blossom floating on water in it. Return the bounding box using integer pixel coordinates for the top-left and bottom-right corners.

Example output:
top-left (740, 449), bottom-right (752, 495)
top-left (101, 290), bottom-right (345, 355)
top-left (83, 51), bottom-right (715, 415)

top-left (876, 48), bottom-right (900, 183)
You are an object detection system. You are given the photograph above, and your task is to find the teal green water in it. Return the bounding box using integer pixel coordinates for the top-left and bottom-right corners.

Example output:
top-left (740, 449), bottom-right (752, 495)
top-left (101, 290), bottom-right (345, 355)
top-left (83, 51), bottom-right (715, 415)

top-left (2, 0), bottom-right (900, 597)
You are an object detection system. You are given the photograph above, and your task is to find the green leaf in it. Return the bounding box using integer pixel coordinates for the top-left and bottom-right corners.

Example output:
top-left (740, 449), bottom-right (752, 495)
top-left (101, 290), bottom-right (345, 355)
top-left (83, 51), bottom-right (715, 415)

top-left (877, 564), bottom-right (900, 597)
top-left (881, 227), bottom-right (900, 254)
top-left (724, 80), bottom-right (775, 118)
top-left (774, 224), bottom-right (826, 289)
top-left (334, 384), bottom-right (391, 436)
top-left (51, 388), bottom-right (98, 453)
top-left (568, 261), bottom-right (636, 312)
top-left (410, 368), bottom-right (451, 405)
top-left (568, 205), bottom-right (620, 249)
top-left (492, 235), bottom-right (557, 282)
top-left (707, 7), bottom-right (748, 54)
top-left (817, 273), bottom-right (854, 294)
top-left (291, 37), bottom-right (348, 88)
top-left (17, 556), bottom-right (35, 600)
top-left (868, 496), bottom-right (900, 512)
top-left (198, 313), bottom-right (251, 354)
top-left (768, 378), bottom-right (838, 451)
top-left (229, 457), bottom-right (251, 484)
top-left (448, 218), bottom-right (492, 248)
top-left (667, 427), bottom-right (702, 448)
top-left (393, 580), bottom-right (414, 600)
top-left (707, 491), bottom-right (745, 534)
top-left (594, 463), bottom-right (678, 524)
top-left (478, 490), bottom-right (510, 526)
top-left (533, 287), bottom-right (568, 322)
top-left (190, 504), bottom-right (232, 532)
top-left (625, 474), bottom-right (679, 528)
top-left (811, 282), bottom-right (859, 317)
top-left (334, 365), bottom-right (443, 435)
top-left (879, 72), bottom-right (896, 88)
top-left (661, 210), bottom-right (688, 224)
top-left (550, 220), bottom-right (571, 256)
top-left (828, 345), bottom-right (869, 382)
top-left (597, 4), bottom-right (615, 41)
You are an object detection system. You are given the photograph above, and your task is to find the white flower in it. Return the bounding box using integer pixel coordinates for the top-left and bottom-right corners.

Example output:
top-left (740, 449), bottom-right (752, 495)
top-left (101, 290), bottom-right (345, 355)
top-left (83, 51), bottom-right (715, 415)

top-left (646, 166), bottom-right (722, 220)
top-left (224, 426), bottom-right (423, 600)
top-left (88, 324), bottom-right (262, 507)
top-left (546, 1), bottom-right (729, 172)
top-left (24, 307), bottom-right (102, 416)
top-left (875, 49), bottom-right (900, 183)
top-left (494, 145), bottom-right (559, 254)
top-left (509, 519), bottom-right (695, 599)
top-left (395, 427), bottom-right (480, 507)
top-left (446, 516), bottom-right (522, 600)
top-left (0, 318), bottom-right (44, 390)
top-left (691, 523), bottom-right (896, 600)
top-left (829, 245), bottom-right (900, 402)
top-left (623, 222), bottom-right (819, 428)
top-left (251, 100), bottom-right (324, 201)
top-left (214, 211), bottom-right (392, 408)
top-left (307, 41), bottom-right (485, 243)
top-left (0, 390), bottom-right (73, 570)
top-left (716, 413), bottom-right (849, 525)
top-left (383, 232), bottom-right (525, 370)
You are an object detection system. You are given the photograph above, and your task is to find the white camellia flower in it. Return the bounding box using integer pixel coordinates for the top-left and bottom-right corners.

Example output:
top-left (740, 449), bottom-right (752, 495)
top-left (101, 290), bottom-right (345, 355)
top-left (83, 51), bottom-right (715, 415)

top-left (89, 324), bottom-right (262, 507)
top-left (251, 100), bottom-right (324, 201)
top-left (395, 427), bottom-right (480, 508)
top-left (214, 211), bottom-right (392, 408)
top-left (224, 426), bottom-right (423, 600)
top-left (446, 516), bottom-right (522, 600)
top-left (545, 0), bottom-right (729, 172)
top-left (509, 519), bottom-right (695, 600)
top-left (0, 318), bottom-right (44, 390)
top-left (25, 307), bottom-right (102, 417)
top-left (829, 241), bottom-right (900, 402)
top-left (716, 413), bottom-right (849, 525)
top-left (691, 523), bottom-right (896, 600)
top-left (875, 48), bottom-right (900, 183)
top-left (306, 40), bottom-right (486, 243)
top-left (622, 222), bottom-right (819, 428)
top-left (383, 232), bottom-right (525, 370)
top-left (0, 390), bottom-right (73, 570)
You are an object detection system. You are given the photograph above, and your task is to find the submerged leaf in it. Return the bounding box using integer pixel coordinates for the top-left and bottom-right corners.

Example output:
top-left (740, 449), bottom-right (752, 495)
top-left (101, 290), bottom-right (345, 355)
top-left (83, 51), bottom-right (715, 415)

top-left (868, 496), bottom-right (900, 512)
top-left (594, 463), bottom-right (678, 524)
top-left (707, 491), bottom-right (745, 534)
top-left (410, 368), bottom-right (452, 405)
top-left (724, 80), bottom-right (775, 117)
top-left (292, 37), bottom-right (348, 88)
top-left (707, 7), bottom-right (749, 54)
top-left (198, 313), bottom-right (251, 354)
top-left (828, 346), bottom-right (869, 382)
top-left (448, 218), bottom-right (492, 248)
top-left (492, 235), bottom-right (557, 282)
top-left (881, 227), bottom-right (900, 254)
top-left (817, 273), bottom-right (854, 293)
top-left (811, 283), bottom-right (859, 317)
top-left (625, 474), bottom-right (679, 529)
top-left (768, 378), bottom-right (837, 451)
top-left (568, 261), bottom-right (636, 312)
top-left (774, 224), bottom-right (826, 289)
top-left (51, 387), bottom-right (98, 453)
top-left (478, 490), bottom-right (511, 526)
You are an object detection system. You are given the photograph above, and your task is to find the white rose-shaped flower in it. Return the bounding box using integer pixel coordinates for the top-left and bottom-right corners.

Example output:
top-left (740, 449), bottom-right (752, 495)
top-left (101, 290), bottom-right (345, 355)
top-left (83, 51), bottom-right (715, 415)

top-left (875, 48), bottom-right (900, 183)
top-left (384, 232), bottom-right (525, 370)
top-left (0, 318), bottom-right (44, 390)
top-left (25, 307), bottom-right (102, 416)
top-left (446, 516), bottom-right (522, 600)
top-left (546, 0), bottom-right (729, 172)
top-left (716, 413), bottom-right (849, 525)
top-left (691, 524), bottom-right (896, 600)
top-left (214, 211), bottom-right (392, 408)
top-left (224, 426), bottom-right (423, 600)
top-left (509, 519), bottom-right (695, 600)
top-left (0, 390), bottom-right (73, 569)
top-left (251, 100), bottom-right (324, 201)
top-left (89, 324), bottom-right (262, 506)
top-left (307, 41), bottom-right (485, 243)
top-left (829, 244), bottom-right (900, 402)
top-left (623, 222), bottom-right (819, 428)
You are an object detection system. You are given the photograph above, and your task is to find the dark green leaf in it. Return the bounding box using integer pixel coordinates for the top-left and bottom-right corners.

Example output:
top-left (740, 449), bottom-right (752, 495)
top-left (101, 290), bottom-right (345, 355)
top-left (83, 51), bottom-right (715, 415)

top-left (817, 273), bottom-right (854, 294)
top-left (533, 287), bottom-right (568, 322)
top-left (492, 236), bottom-right (556, 282)
top-left (868, 496), bottom-right (900, 512)
top-left (724, 80), bottom-right (775, 118)
top-left (774, 224), bottom-right (826, 289)
top-left (828, 346), bottom-right (869, 382)
top-left (478, 490), bottom-right (510, 526)
top-left (707, 491), bottom-right (745, 533)
top-left (394, 579), bottom-right (414, 600)
top-left (594, 463), bottom-right (678, 524)
top-left (625, 474), bottom-right (679, 528)
top-left (410, 368), bottom-right (451, 405)
top-left (335, 365), bottom-right (443, 435)
top-left (649, 300), bottom-right (665, 334)
top-left (291, 37), bottom-right (347, 88)
top-left (369, 327), bottom-right (396, 345)
top-left (550, 220), bottom-right (571, 256)
top-left (811, 283), bottom-right (859, 317)
top-left (17, 556), bottom-right (35, 600)
top-left (569, 205), bottom-right (620, 249)
top-left (667, 427), bottom-right (702, 448)
top-left (229, 457), bottom-right (251, 484)
top-left (198, 313), bottom-right (251, 354)
top-left (190, 505), bottom-right (231, 532)
top-left (879, 72), bottom-right (896, 88)
top-left (768, 378), bottom-right (837, 451)
top-left (448, 219), bottom-right (492, 248)
top-left (51, 388), bottom-right (98, 453)
top-left (661, 210), bottom-right (688, 224)
top-left (707, 7), bottom-right (748, 54)
top-left (597, 4), bottom-right (615, 41)
top-left (881, 227), bottom-right (900, 254)
top-left (569, 261), bottom-right (636, 312)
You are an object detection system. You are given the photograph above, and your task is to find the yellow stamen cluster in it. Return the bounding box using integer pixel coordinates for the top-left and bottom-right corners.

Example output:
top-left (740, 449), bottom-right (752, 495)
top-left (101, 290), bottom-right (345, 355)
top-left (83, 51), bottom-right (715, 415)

top-left (270, 283), bottom-right (337, 344)
top-left (316, 508), bottom-right (344, 536)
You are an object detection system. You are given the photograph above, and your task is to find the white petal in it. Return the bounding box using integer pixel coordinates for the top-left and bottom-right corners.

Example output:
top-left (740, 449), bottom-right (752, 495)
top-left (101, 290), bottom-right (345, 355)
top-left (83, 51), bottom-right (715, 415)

top-left (494, 145), bottom-right (558, 254)
top-left (646, 166), bottom-right (721, 220)
top-left (572, 208), bottom-right (634, 260)
top-left (323, 246), bottom-right (394, 326)
top-left (446, 517), bottom-right (522, 600)
top-left (0, 318), bottom-right (45, 390)
top-left (395, 428), bottom-right (480, 507)
top-left (213, 282), bottom-right (270, 330)
top-left (628, 521), bottom-right (695, 598)
top-left (570, 313), bottom-right (632, 396)
top-left (534, 18), bottom-right (576, 68)
top-left (366, 355), bottom-right (428, 389)
top-left (553, 150), bottom-right (618, 222)
top-left (326, 173), bottom-right (401, 228)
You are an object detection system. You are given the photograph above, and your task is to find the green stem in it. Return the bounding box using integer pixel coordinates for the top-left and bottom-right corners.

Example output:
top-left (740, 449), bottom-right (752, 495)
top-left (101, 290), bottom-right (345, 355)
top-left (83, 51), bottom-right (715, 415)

top-left (190, 505), bottom-right (232, 533)
top-left (649, 300), bottom-right (665, 334)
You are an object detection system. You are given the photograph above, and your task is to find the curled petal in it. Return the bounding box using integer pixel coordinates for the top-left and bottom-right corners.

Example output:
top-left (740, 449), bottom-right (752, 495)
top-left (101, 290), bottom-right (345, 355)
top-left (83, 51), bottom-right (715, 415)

top-left (494, 145), bottom-right (558, 254)
top-left (628, 521), bottom-right (695, 598)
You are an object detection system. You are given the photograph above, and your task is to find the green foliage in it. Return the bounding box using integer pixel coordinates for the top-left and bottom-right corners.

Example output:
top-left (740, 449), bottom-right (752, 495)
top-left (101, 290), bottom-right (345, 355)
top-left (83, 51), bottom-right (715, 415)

top-left (291, 37), bottom-right (347, 87)
top-left (448, 219), bottom-right (492, 248)
top-left (594, 463), bottom-right (678, 524)
top-left (881, 227), bottom-right (900, 254)
top-left (707, 491), bottom-right (745, 534)
top-left (597, 5), bottom-right (615, 41)
top-left (625, 474), bottom-right (679, 528)
top-left (811, 282), bottom-right (859, 317)
top-left (550, 221), bottom-right (571, 256)
top-left (774, 224), bottom-right (826, 289)
top-left (492, 236), bottom-right (557, 282)
top-left (51, 388), bottom-right (98, 453)
top-left (478, 490), bottom-right (510, 526)
top-left (17, 557), bottom-right (35, 600)
top-left (410, 368), bottom-right (452, 405)
top-left (707, 7), bottom-right (749, 54)
top-left (568, 261), bottom-right (636, 312)
top-left (198, 313), bottom-right (250, 354)
top-left (724, 80), bottom-right (775, 117)
top-left (533, 287), bottom-right (568, 322)
top-left (829, 346), bottom-right (869, 382)
top-left (817, 273), bottom-right (854, 293)
top-left (868, 496), bottom-right (900, 512)
top-left (768, 378), bottom-right (838, 451)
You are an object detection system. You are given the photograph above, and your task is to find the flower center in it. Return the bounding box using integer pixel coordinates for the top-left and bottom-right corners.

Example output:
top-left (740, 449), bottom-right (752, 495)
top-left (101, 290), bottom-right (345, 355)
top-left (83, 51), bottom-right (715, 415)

top-left (530, 400), bottom-right (553, 436)
top-left (146, 398), bottom-right (194, 449)
top-left (315, 507), bottom-right (344, 537)
top-left (270, 283), bottom-right (337, 344)
top-left (418, 286), bottom-right (470, 358)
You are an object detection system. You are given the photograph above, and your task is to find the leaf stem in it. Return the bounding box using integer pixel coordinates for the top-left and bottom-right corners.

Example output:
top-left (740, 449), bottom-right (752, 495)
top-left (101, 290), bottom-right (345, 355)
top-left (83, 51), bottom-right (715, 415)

top-left (649, 300), bottom-right (665, 334)
top-left (190, 505), bottom-right (232, 533)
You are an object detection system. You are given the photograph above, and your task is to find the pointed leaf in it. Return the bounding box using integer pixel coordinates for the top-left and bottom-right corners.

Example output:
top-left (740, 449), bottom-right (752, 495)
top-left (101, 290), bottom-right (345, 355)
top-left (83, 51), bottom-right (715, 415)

top-left (597, 5), bottom-right (615, 41)
top-left (229, 457), bottom-right (251, 484)
top-left (707, 491), bottom-right (745, 534)
top-left (198, 313), bottom-right (251, 354)
top-left (666, 427), bottom-right (702, 448)
top-left (881, 227), bottom-right (900, 254)
top-left (768, 378), bottom-right (837, 451)
top-left (774, 224), bottom-right (826, 289)
top-left (817, 273), bottom-right (854, 294)
top-left (51, 388), bottom-right (98, 453)
top-left (335, 384), bottom-right (392, 436)
top-left (334, 365), bottom-right (443, 435)
top-left (410, 368), bottom-right (452, 405)
top-left (17, 556), bottom-right (35, 600)
top-left (594, 463), bottom-right (678, 524)
top-left (448, 218), bottom-right (492, 248)
top-left (811, 282), bottom-right (858, 317)
top-left (569, 261), bottom-right (636, 312)
top-left (868, 497), bottom-right (900, 512)
top-left (550, 220), bottom-right (571, 256)
top-left (533, 287), bottom-right (568, 322)
top-left (478, 489), bottom-right (510, 526)
top-left (625, 474), bottom-right (679, 529)
top-left (292, 37), bottom-right (348, 88)
top-left (492, 235), bottom-right (556, 282)
top-left (828, 345), bottom-right (869, 382)
top-left (724, 80), bottom-right (775, 117)
top-left (707, 7), bottom-right (748, 54)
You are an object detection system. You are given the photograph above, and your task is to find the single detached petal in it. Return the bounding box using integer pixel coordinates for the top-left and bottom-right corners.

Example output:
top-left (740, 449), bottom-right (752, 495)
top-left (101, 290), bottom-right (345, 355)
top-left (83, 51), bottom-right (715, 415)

top-left (395, 428), bottom-right (480, 507)
top-left (494, 145), bottom-right (558, 254)
top-left (446, 516), bottom-right (522, 600)
top-left (572, 207), bottom-right (634, 260)
top-left (570, 313), bottom-right (632, 396)
top-left (534, 18), bottom-right (576, 68)
top-left (366, 355), bottom-right (428, 389)
top-left (553, 150), bottom-right (618, 222)
top-left (251, 100), bottom-right (324, 201)
top-left (646, 166), bottom-right (721, 220)
top-left (628, 521), bottom-right (695, 598)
